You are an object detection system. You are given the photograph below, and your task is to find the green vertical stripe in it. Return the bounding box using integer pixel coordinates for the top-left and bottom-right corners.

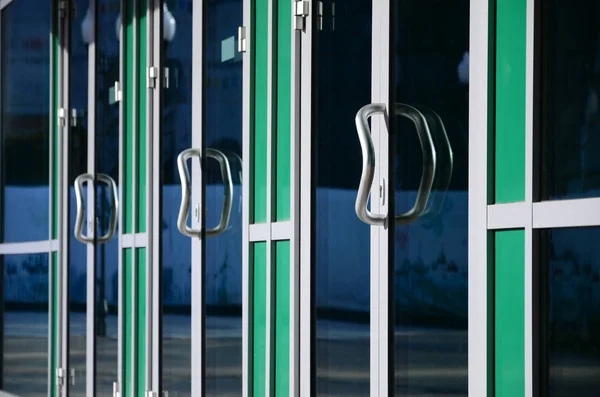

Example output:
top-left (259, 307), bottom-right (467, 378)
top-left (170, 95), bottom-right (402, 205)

top-left (124, 1), bottom-right (134, 233)
top-left (495, 230), bottom-right (525, 397)
top-left (275, 0), bottom-right (291, 221)
top-left (137, 0), bottom-right (147, 233)
top-left (136, 248), bottom-right (146, 397)
top-left (253, 0), bottom-right (269, 223)
top-left (253, 243), bottom-right (268, 397)
top-left (495, 0), bottom-right (526, 203)
top-left (274, 241), bottom-right (290, 397)
top-left (124, 249), bottom-right (133, 397)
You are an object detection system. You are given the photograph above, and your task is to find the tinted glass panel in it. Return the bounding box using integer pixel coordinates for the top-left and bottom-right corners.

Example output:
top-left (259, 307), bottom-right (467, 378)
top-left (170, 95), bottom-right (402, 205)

top-left (539, 0), bottom-right (600, 200)
top-left (204, 0), bottom-right (243, 394)
top-left (313, 1), bottom-right (371, 395)
top-left (0, 0), bottom-right (51, 243)
top-left (2, 253), bottom-right (49, 397)
top-left (161, 3), bottom-right (192, 396)
top-left (95, 1), bottom-right (121, 395)
top-left (539, 228), bottom-right (600, 396)
top-left (390, 0), bottom-right (469, 395)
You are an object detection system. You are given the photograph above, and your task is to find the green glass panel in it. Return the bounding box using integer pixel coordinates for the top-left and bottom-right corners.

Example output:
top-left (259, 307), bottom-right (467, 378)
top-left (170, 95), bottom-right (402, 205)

top-left (275, 241), bottom-right (290, 397)
top-left (495, 230), bottom-right (525, 397)
top-left (253, 243), bottom-right (268, 397)
top-left (253, 0), bottom-right (268, 223)
top-left (124, 2), bottom-right (134, 233)
top-left (275, 0), bottom-right (291, 221)
top-left (495, 0), bottom-right (526, 203)
top-left (137, 0), bottom-right (147, 233)
top-left (136, 248), bottom-right (147, 397)
top-left (124, 249), bottom-right (133, 397)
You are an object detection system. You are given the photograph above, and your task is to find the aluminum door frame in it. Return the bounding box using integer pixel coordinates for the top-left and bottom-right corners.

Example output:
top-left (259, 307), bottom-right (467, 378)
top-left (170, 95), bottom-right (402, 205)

top-left (297, 0), bottom-right (492, 396)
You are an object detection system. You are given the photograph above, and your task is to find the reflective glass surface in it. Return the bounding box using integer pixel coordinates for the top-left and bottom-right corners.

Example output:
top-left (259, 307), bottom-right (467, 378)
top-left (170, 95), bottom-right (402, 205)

top-left (69, 1), bottom-right (91, 394)
top-left (204, 0), bottom-right (244, 394)
top-left (313, 1), bottom-right (372, 395)
top-left (539, 0), bottom-right (600, 200)
top-left (161, 3), bottom-right (192, 395)
top-left (0, 0), bottom-right (51, 243)
top-left (539, 228), bottom-right (600, 396)
top-left (95, 2), bottom-right (120, 395)
top-left (390, 0), bottom-right (469, 395)
top-left (2, 253), bottom-right (49, 397)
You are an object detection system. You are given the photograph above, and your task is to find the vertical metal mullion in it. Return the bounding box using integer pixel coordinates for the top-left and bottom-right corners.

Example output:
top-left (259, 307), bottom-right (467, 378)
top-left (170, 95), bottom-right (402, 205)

top-left (289, 4), bottom-right (301, 397)
top-left (241, 0), bottom-right (251, 393)
top-left (468, 0), bottom-right (492, 393)
top-left (60, 2), bottom-right (72, 395)
top-left (117, 0), bottom-right (125, 392)
top-left (298, 0), bottom-right (313, 395)
top-left (265, 0), bottom-right (274, 393)
top-left (47, 1), bottom-right (55, 394)
top-left (86, 1), bottom-right (98, 396)
top-left (191, 0), bottom-right (204, 396)
top-left (147, 0), bottom-right (162, 394)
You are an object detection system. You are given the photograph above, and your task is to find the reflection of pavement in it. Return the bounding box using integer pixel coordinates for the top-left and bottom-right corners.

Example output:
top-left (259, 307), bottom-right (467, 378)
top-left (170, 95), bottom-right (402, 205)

top-left (4, 315), bottom-right (600, 397)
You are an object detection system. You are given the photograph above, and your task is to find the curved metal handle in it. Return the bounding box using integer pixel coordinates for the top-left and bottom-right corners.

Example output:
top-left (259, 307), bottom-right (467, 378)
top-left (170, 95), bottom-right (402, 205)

top-left (96, 174), bottom-right (119, 244)
top-left (355, 103), bottom-right (387, 226)
top-left (74, 173), bottom-right (95, 243)
top-left (393, 103), bottom-right (436, 225)
top-left (177, 148), bottom-right (234, 238)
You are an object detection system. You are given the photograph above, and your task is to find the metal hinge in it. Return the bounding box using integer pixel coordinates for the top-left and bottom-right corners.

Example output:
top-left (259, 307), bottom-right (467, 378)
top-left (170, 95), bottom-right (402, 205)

top-left (293, 1), bottom-right (310, 30)
top-left (58, 108), bottom-right (66, 127)
top-left (113, 382), bottom-right (120, 397)
top-left (238, 26), bottom-right (247, 53)
top-left (58, 0), bottom-right (76, 19)
top-left (71, 109), bottom-right (78, 127)
top-left (114, 81), bottom-right (122, 102)
top-left (316, 1), bottom-right (323, 31)
top-left (164, 67), bottom-right (170, 89)
top-left (147, 66), bottom-right (158, 89)
top-left (145, 391), bottom-right (159, 397)
top-left (57, 367), bottom-right (66, 386)
top-left (58, 0), bottom-right (68, 18)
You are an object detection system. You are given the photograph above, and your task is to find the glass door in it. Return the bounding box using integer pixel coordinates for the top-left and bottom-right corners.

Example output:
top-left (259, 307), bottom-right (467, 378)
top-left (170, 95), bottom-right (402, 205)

top-left (64, 0), bottom-right (121, 395)
top-left (300, 0), bottom-right (471, 395)
top-left (158, 1), bottom-right (243, 396)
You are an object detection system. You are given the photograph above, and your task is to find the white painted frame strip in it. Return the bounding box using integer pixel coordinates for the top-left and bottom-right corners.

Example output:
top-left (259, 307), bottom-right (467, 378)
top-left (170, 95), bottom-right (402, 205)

top-left (487, 202), bottom-right (530, 229)
top-left (468, 0), bottom-right (491, 394)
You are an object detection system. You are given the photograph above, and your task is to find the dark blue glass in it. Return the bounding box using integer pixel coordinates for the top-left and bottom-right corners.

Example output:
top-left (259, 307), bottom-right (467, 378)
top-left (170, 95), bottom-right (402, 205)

top-left (2, 253), bottom-right (50, 396)
top-left (390, 0), bottom-right (469, 395)
top-left (540, 0), bottom-right (600, 200)
top-left (161, 2), bottom-right (192, 395)
top-left (0, 0), bottom-right (51, 243)
top-left (313, 1), bottom-right (372, 395)
top-left (541, 228), bottom-right (600, 397)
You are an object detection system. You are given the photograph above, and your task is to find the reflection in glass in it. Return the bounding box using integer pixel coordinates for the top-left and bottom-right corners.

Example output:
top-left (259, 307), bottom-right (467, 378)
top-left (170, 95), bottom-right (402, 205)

top-left (204, 0), bottom-right (243, 394)
top-left (0, 0), bottom-right (51, 243)
top-left (95, 1), bottom-right (121, 396)
top-left (313, 1), bottom-right (372, 395)
top-left (161, 3), bottom-right (192, 396)
top-left (540, 228), bottom-right (600, 397)
top-left (390, 0), bottom-right (469, 395)
top-left (2, 253), bottom-right (49, 397)
top-left (69, 1), bottom-right (91, 394)
top-left (540, 0), bottom-right (600, 199)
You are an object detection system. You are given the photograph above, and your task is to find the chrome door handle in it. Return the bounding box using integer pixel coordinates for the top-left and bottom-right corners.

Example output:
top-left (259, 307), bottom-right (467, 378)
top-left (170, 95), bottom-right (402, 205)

top-left (354, 103), bottom-right (436, 226)
top-left (393, 103), bottom-right (436, 225)
top-left (355, 103), bottom-right (387, 226)
top-left (96, 173), bottom-right (119, 244)
top-left (177, 148), bottom-right (234, 238)
top-left (74, 173), bottom-right (95, 243)
top-left (74, 173), bottom-right (119, 244)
